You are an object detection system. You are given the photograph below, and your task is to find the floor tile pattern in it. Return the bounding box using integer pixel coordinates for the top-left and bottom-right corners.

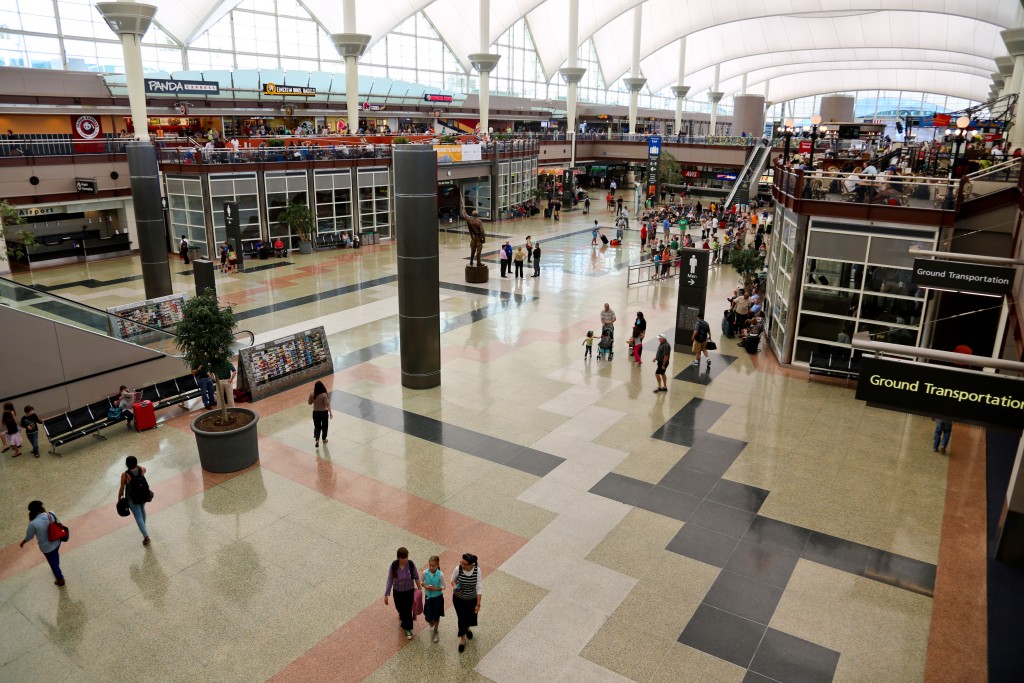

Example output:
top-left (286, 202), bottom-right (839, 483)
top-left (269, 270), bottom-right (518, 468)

top-left (589, 395), bottom-right (939, 680)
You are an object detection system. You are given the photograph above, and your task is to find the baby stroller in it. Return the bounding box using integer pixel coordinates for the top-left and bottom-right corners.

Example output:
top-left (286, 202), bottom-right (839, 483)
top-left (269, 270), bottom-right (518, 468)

top-left (598, 324), bottom-right (614, 360)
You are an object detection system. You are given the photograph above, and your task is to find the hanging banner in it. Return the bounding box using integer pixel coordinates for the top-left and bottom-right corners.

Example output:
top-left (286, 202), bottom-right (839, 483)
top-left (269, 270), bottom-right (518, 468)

top-left (646, 136), bottom-right (662, 199)
top-left (434, 144), bottom-right (481, 163)
top-left (70, 114), bottom-right (104, 153)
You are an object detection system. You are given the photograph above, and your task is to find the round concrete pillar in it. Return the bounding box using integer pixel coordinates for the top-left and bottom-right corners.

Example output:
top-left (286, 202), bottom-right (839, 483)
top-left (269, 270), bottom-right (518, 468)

top-left (818, 95), bottom-right (855, 123)
top-left (732, 94), bottom-right (766, 137)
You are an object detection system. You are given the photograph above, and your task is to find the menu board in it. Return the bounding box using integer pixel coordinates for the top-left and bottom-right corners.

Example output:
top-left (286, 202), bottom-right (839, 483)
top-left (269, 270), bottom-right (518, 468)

top-left (237, 326), bottom-right (332, 401)
top-left (107, 293), bottom-right (188, 344)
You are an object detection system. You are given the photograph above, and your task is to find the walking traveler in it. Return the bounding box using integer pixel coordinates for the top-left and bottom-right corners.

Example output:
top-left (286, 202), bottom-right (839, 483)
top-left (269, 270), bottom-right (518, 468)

top-left (451, 552), bottom-right (482, 652)
top-left (20, 500), bottom-right (66, 586)
top-left (117, 456), bottom-right (153, 545)
top-left (308, 380), bottom-right (332, 448)
top-left (384, 547), bottom-right (422, 639)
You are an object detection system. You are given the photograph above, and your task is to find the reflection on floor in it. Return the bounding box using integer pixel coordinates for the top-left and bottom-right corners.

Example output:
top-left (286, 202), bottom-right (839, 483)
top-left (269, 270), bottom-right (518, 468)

top-left (0, 206), bottom-right (966, 682)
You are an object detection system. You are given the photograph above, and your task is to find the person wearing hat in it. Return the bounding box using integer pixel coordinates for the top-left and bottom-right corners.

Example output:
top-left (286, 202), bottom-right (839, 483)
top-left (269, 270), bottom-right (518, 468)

top-left (653, 333), bottom-right (672, 392)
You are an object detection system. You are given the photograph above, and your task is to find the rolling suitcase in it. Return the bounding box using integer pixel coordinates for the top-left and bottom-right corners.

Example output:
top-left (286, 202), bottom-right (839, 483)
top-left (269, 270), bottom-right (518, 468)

top-left (600, 234), bottom-right (609, 245)
top-left (722, 311), bottom-right (735, 339)
top-left (133, 400), bottom-right (156, 432)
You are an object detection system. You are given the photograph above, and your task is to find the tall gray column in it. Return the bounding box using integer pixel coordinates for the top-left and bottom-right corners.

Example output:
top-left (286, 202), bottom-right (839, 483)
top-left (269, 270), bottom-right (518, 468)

top-left (394, 145), bottom-right (440, 389)
top-left (97, 2), bottom-right (171, 298)
top-left (818, 95), bottom-right (855, 123)
top-left (732, 94), bottom-right (766, 137)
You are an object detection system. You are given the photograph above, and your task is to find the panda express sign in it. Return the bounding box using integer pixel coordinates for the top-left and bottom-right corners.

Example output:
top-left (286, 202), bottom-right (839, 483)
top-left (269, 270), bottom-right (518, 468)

top-left (144, 78), bottom-right (220, 95)
top-left (856, 356), bottom-right (1024, 430)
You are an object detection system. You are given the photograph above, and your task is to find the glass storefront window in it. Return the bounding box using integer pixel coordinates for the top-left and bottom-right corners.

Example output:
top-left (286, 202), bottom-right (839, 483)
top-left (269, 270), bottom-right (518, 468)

top-left (804, 259), bottom-right (863, 290)
top-left (800, 287), bottom-right (860, 318)
top-left (314, 170), bottom-right (353, 237)
top-left (862, 266), bottom-right (920, 297)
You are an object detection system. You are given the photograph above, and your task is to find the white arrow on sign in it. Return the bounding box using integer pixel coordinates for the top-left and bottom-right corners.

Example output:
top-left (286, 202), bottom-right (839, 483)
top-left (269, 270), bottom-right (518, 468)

top-left (688, 277), bottom-right (696, 285)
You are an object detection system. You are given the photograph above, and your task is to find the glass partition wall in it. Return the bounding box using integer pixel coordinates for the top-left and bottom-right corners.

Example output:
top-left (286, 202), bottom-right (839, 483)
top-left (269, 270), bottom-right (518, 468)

top-left (209, 172), bottom-right (261, 251)
top-left (765, 213), bottom-right (937, 365)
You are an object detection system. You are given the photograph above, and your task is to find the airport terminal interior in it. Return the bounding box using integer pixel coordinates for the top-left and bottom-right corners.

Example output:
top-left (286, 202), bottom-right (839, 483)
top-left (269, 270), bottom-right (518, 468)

top-left (1, 2), bottom-right (1024, 682)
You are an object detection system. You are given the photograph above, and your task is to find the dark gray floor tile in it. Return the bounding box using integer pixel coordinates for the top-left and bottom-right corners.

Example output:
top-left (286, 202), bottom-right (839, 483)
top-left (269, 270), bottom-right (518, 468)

top-left (703, 570), bottom-right (785, 625)
top-left (801, 532), bottom-right (873, 576)
top-left (668, 397), bottom-right (732, 432)
top-left (691, 433), bottom-right (749, 459)
top-left (865, 550), bottom-right (937, 597)
top-left (472, 438), bottom-right (526, 464)
top-left (636, 485), bottom-right (702, 521)
top-left (678, 449), bottom-right (739, 478)
top-left (749, 628), bottom-right (840, 683)
top-left (666, 524), bottom-right (740, 568)
top-left (659, 465), bottom-right (720, 498)
top-left (652, 423), bottom-right (699, 447)
top-left (589, 473), bottom-right (654, 506)
top-left (505, 448), bottom-right (564, 477)
top-left (430, 425), bottom-right (488, 452)
top-left (708, 480), bottom-right (770, 513)
top-left (401, 413), bottom-right (444, 440)
top-left (688, 499), bottom-right (757, 538)
top-left (744, 516), bottom-right (811, 554)
top-left (742, 672), bottom-right (778, 683)
top-left (725, 539), bottom-right (801, 589)
top-left (678, 604), bottom-right (766, 669)
top-left (673, 353), bottom-right (738, 384)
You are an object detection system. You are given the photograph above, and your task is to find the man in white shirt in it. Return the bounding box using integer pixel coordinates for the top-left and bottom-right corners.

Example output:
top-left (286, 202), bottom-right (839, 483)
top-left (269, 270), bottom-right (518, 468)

top-left (844, 167), bottom-right (862, 194)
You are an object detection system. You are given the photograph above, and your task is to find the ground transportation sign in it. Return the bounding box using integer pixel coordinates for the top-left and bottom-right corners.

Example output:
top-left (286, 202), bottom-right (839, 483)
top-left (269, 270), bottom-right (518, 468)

top-left (911, 258), bottom-right (1015, 296)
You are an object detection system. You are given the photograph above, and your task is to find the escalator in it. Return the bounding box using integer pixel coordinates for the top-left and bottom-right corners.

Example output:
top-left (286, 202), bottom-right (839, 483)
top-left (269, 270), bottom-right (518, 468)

top-left (0, 277), bottom-right (254, 414)
top-left (723, 143), bottom-right (771, 208)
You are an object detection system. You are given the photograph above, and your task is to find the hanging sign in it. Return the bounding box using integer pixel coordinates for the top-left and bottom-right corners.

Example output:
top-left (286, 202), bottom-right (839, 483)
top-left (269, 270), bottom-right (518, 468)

top-left (144, 78), bottom-right (220, 95)
top-left (263, 83), bottom-right (316, 96)
top-left (911, 259), bottom-right (1015, 296)
top-left (646, 135), bottom-right (662, 199)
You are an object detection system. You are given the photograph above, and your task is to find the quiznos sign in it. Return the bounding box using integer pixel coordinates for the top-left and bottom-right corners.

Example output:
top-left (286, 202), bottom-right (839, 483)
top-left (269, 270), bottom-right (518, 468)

top-left (856, 356), bottom-right (1024, 430)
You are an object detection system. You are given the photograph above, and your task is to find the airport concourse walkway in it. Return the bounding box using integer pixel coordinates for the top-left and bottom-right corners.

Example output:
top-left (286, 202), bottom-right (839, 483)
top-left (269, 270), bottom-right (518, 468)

top-left (0, 203), bottom-right (975, 682)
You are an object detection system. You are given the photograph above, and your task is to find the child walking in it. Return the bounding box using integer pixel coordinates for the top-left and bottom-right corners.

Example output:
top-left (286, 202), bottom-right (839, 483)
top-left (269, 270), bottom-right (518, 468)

top-left (2, 402), bottom-right (22, 458)
top-left (21, 406), bottom-right (41, 457)
top-left (582, 331), bottom-right (594, 360)
top-left (422, 555), bottom-right (446, 643)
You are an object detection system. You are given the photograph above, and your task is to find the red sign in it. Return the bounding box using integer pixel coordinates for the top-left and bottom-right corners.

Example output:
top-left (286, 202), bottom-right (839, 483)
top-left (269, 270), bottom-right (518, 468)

top-left (798, 140), bottom-right (812, 153)
top-left (933, 114), bottom-right (951, 128)
top-left (424, 94), bottom-right (453, 103)
top-left (680, 169), bottom-right (700, 178)
top-left (70, 114), bottom-right (104, 152)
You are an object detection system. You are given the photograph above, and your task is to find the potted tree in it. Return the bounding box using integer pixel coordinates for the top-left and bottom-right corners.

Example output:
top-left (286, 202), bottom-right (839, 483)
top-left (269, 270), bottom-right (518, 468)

top-left (176, 290), bottom-right (260, 473)
top-left (1, 200), bottom-right (35, 271)
top-left (277, 200), bottom-right (314, 255)
top-left (730, 246), bottom-right (765, 292)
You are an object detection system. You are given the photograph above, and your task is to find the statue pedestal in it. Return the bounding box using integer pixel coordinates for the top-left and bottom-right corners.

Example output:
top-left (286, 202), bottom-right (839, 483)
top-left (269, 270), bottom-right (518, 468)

top-left (465, 265), bottom-right (489, 283)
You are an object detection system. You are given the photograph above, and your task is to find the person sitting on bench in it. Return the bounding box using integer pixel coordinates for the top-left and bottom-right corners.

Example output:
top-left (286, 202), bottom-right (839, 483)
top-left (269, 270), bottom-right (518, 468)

top-left (273, 238), bottom-right (287, 257)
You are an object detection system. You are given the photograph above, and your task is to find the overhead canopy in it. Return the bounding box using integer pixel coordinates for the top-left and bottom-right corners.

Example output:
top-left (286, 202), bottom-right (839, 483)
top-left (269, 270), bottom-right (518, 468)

top-left (137, 0), bottom-right (1019, 103)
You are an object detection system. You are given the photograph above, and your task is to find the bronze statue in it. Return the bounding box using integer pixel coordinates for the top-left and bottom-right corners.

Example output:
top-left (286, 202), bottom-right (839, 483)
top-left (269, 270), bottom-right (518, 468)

top-left (462, 199), bottom-right (485, 267)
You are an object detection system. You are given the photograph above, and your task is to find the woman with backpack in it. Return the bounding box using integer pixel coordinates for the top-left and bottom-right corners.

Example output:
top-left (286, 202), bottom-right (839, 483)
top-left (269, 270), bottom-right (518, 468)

top-left (117, 456), bottom-right (152, 545)
top-left (384, 547), bottom-right (422, 640)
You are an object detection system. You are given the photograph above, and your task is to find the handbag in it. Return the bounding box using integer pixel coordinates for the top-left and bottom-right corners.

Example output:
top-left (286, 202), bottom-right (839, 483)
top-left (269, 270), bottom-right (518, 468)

top-left (46, 512), bottom-right (70, 542)
top-left (107, 406), bottom-right (122, 420)
top-left (116, 497), bottom-right (131, 517)
top-left (412, 588), bottom-right (423, 620)
top-left (706, 340), bottom-right (718, 351)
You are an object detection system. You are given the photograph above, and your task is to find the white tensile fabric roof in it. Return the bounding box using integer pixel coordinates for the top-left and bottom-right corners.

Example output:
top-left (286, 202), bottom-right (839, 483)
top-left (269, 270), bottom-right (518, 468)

top-left (142, 0), bottom-right (1020, 102)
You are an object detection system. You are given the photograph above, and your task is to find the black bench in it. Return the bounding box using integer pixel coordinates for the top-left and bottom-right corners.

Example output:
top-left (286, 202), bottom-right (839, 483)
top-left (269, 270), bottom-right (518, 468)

top-left (808, 352), bottom-right (860, 384)
top-left (42, 374), bottom-right (206, 455)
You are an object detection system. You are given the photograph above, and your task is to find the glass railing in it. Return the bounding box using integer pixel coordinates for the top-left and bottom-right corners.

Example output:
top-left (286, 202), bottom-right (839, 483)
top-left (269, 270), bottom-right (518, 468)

top-left (773, 163), bottom-right (962, 210)
top-left (961, 158), bottom-right (1022, 202)
top-left (0, 277), bottom-right (180, 355)
top-left (160, 143), bottom-right (394, 165)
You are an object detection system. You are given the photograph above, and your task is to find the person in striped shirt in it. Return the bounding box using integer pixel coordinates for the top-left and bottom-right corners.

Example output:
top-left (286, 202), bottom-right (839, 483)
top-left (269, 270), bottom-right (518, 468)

top-left (451, 552), bottom-right (483, 652)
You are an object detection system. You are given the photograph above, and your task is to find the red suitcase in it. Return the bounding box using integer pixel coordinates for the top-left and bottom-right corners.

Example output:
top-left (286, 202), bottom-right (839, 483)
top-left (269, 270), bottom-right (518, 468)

top-left (133, 400), bottom-right (156, 431)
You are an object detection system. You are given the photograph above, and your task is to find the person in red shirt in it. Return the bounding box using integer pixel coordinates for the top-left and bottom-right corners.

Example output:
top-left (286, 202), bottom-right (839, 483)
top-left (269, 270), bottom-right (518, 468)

top-left (273, 238), bottom-right (286, 257)
top-left (640, 223), bottom-right (648, 249)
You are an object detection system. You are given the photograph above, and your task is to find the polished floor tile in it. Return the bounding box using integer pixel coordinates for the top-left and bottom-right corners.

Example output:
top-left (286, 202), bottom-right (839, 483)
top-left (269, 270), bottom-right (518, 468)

top-left (703, 570), bottom-right (785, 625)
top-left (678, 604), bottom-right (766, 669)
top-left (748, 628), bottom-right (840, 683)
top-left (666, 524), bottom-right (741, 568)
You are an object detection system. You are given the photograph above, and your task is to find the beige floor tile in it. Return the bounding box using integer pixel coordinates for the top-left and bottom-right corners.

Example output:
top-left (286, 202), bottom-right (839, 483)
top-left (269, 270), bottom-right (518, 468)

top-left (650, 642), bottom-right (747, 683)
top-left (580, 612), bottom-right (675, 682)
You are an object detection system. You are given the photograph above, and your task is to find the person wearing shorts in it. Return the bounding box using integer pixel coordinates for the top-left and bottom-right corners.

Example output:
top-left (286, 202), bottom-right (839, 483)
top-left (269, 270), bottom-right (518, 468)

top-left (653, 334), bottom-right (671, 393)
top-left (690, 311), bottom-right (711, 371)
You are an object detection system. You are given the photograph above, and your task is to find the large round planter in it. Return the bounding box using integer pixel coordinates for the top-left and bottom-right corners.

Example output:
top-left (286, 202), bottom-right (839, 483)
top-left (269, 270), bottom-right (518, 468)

top-left (298, 240), bottom-right (313, 255)
top-left (191, 408), bottom-right (260, 473)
